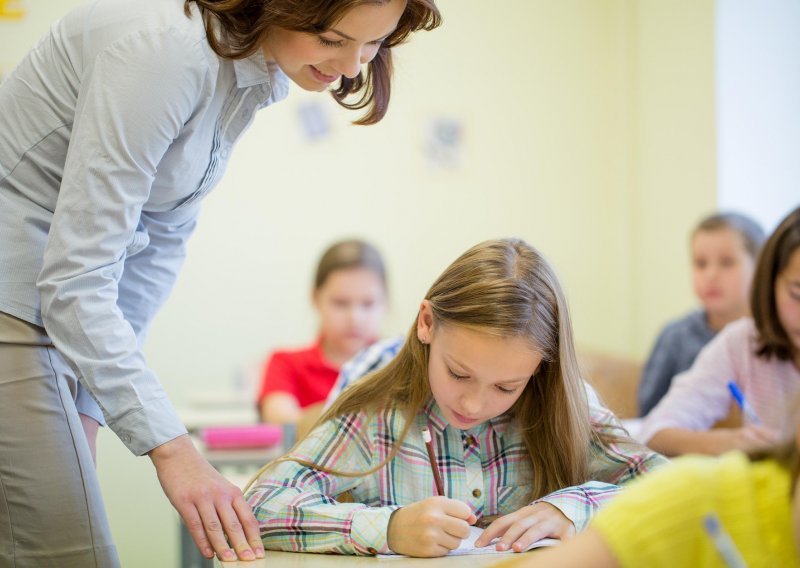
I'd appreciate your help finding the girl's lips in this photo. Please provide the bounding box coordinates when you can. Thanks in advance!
[451,409,479,425]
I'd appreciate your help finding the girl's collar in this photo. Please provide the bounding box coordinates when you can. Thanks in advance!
[420,399,511,438]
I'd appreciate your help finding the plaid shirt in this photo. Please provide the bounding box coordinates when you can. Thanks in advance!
[247,343,667,555]
[323,336,404,409]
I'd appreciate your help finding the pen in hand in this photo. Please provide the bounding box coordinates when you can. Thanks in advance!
[422,427,444,496]
[727,381,762,426]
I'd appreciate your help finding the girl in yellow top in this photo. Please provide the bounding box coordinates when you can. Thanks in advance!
[501,413,800,567]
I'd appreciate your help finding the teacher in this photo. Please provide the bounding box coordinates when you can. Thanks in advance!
[0,0,440,565]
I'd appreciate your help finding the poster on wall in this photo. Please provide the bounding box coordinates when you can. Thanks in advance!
[423,116,463,170]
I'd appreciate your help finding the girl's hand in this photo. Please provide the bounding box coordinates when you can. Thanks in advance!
[387,496,477,557]
[709,425,781,454]
[473,502,575,552]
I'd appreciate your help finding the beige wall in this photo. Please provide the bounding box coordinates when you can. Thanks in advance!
[2,1,716,565]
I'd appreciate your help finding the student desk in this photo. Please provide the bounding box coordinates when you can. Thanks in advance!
[214,551,529,567]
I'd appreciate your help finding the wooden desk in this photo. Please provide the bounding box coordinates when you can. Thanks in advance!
[214,550,533,567]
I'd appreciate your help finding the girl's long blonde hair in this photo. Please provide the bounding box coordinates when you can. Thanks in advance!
[252,238,609,500]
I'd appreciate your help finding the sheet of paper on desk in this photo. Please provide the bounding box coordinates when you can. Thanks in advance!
[377,526,558,558]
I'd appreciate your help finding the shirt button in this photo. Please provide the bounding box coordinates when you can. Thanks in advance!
[467,436,477,446]
[472,488,482,498]
[367,547,377,555]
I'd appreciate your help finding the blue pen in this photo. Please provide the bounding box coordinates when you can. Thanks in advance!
[703,514,748,568]
[727,381,762,426]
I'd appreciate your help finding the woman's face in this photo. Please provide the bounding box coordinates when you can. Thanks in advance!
[775,247,800,364]
[261,0,407,92]
[417,301,542,430]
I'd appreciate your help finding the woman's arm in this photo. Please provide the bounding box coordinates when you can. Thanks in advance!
[37,28,206,456]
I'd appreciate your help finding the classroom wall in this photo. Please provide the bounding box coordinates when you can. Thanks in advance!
[2,1,716,565]
[716,0,800,231]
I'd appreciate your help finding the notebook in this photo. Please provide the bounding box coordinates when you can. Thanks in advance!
[378,526,558,558]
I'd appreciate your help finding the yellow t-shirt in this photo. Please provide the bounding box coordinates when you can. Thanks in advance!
[592,451,797,568]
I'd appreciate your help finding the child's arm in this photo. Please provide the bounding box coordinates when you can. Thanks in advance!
[476,389,668,549]
[258,353,302,423]
[648,424,780,456]
[246,412,397,555]
[530,389,669,533]
[636,326,740,451]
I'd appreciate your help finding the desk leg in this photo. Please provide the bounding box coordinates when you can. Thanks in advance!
[180,522,214,568]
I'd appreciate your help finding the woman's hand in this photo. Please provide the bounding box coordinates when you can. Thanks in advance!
[387,496,477,557]
[473,502,575,552]
[149,435,264,562]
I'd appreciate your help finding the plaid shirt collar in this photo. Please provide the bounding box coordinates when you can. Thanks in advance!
[420,399,512,439]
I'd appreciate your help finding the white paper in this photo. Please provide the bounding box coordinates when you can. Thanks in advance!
[378,526,558,558]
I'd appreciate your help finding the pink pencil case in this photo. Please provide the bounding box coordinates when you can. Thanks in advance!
[201,424,283,450]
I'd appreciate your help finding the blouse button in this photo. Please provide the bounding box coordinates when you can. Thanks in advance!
[472,488,482,498]
[466,435,477,446]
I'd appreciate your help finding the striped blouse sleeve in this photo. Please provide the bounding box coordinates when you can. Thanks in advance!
[245,411,399,555]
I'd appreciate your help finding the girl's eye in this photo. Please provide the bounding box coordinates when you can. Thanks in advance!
[447,368,468,381]
[496,386,516,395]
[318,36,344,48]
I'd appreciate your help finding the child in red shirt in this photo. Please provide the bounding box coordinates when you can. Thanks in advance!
[258,240,387,424]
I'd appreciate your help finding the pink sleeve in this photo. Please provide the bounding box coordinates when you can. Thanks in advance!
[638,322,744,442]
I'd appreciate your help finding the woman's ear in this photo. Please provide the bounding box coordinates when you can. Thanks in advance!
[417,300,433,344]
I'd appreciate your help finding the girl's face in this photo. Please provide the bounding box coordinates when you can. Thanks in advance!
[314,267,386,358]
[260,0,407,92]
[418,301,542,430]
[691,228,755,318]
[775,247,800,358]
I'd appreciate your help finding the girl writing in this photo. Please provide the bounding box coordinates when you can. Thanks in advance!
[245,238,666,556]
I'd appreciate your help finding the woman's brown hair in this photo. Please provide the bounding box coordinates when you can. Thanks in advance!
[751,206,800,361]
[184,0,441,125]
[250,238,625,501]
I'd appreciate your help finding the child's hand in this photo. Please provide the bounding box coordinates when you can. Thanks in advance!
[710,425,781,454]
[473,502,575,552]
[387,496,477,557]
